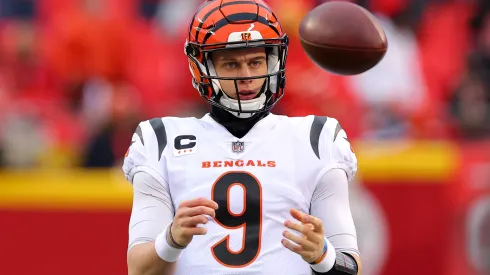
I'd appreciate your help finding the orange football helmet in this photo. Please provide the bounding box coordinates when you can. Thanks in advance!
[185,0,289,116]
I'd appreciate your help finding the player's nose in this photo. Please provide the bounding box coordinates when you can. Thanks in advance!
[237,65,253,83]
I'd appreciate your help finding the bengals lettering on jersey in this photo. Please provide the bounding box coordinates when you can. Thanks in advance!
[202,160,276,168]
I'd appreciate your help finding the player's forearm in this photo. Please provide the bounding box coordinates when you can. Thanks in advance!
[127,242,176,275]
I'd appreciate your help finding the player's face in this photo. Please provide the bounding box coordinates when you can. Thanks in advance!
[211,48,267,101]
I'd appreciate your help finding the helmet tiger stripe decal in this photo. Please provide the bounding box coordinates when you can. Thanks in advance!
[202,13,280,44]
[191,1,278,42]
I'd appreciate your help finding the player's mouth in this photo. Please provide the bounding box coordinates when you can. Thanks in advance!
[237,90,258,100]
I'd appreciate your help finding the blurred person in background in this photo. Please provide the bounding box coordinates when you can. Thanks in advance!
[82,76,143,167]
[468,0,490,83]
[0,2,54,168]
[448,0,490,139]
[41,0,144,167]
[44,0,129,112]
[449,74,490,140]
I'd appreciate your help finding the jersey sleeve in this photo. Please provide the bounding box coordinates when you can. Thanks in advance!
[128,171,174,252]
[317,117,358,181]
[311,169,359,255]
[122,119,168,184]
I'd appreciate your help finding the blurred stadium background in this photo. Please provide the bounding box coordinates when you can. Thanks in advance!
[0,0,489,274]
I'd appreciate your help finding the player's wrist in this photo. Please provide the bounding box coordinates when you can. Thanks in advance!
[154,223,185,262]
[309,237,336,273]
[167,222,187,249]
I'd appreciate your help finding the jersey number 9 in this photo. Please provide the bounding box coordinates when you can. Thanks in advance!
[211,171,262,268]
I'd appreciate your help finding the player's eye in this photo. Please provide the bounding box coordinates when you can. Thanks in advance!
[250,60,263,67]
[223,62,238,69]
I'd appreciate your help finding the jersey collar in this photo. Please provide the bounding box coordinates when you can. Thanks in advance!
[200,112,277,139]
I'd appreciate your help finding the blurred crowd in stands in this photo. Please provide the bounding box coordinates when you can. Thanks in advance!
[0,0,488,168]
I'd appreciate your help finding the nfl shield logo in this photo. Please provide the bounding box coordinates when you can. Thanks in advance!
[232,141,244,153]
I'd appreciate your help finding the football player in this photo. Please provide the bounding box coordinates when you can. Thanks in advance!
[123,0,362,274]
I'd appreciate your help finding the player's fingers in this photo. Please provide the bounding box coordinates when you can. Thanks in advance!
[281,239,306,255]
[179,215,209,227]
[284,220,309,236]
[182,226,207,236]
[290,209,324,234]
[282,230,317,251]
[284,221,321,243]
[305,224,323,242]
[304,215,323,233]
[290,208,307,223]
[181,206,216,218]
[179,197,219,210]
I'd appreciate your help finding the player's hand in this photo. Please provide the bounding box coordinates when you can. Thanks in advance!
[281,208,325,263]
[170,197,218,247]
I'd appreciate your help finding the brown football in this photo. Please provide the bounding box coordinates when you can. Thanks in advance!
[298,1,388,75]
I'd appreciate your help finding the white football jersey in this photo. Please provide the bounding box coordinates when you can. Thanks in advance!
[123,113,357,275]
